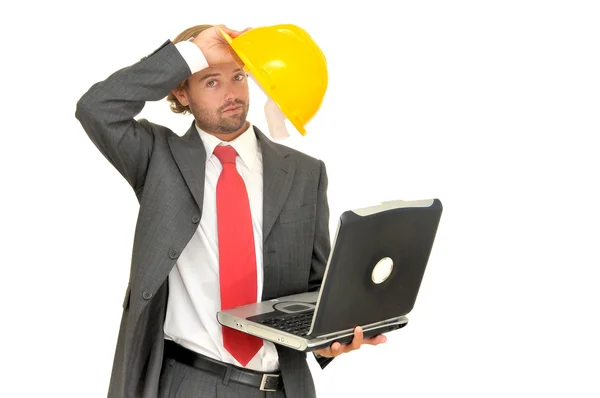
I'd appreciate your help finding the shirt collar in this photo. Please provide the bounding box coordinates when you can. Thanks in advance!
[195,123,258,171]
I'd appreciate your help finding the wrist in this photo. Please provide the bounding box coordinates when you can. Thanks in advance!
[174,40,209,74]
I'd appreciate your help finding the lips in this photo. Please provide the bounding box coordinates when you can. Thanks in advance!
[221,105,241,113]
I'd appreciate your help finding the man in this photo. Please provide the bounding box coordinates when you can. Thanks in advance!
[76,24,386,398]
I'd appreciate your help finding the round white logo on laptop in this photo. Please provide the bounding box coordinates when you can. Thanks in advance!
[372,257,394,284]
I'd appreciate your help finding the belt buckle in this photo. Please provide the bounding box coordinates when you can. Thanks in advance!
[260,373,279,391]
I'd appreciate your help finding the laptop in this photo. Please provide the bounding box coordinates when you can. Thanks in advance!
[216,198,443,352]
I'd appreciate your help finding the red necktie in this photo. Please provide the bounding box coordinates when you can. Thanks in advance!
[213,145,263,366]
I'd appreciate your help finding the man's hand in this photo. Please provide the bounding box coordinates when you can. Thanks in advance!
[192,24,250,66]
[314,326,387,358]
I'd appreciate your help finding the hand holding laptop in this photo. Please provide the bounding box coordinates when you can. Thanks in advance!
[313,326,387,358]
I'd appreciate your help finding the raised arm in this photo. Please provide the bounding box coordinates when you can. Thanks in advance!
[75,25,247,191]
[75,41,194,191]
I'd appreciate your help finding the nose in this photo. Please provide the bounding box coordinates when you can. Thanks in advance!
[223,81,237,102]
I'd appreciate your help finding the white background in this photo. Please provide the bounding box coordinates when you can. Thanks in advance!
[2,0,599,397]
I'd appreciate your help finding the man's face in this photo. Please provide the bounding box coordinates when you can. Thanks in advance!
[177,63,250,136]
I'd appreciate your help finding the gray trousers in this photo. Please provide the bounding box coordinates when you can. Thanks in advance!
[159,357,287,398]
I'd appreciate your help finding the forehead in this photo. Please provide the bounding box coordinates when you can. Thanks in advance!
[197,63,243,79]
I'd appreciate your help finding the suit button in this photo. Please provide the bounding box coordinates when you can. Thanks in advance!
[169,249,179,259]
[191,215,200,224]
[142,290,153,300]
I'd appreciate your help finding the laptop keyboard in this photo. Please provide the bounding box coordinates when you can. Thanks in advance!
[258,311,314,336]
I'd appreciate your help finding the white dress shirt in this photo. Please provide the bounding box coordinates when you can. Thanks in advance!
[163,41,279,372]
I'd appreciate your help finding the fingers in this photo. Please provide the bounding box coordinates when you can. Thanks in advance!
[315,341,345,358]
[330,342,344,356]
[216,24,251,38]
[363,334,387,346]
[350,326,364,350]
[314,327,387,358]
[192,25,251,66]
[315,343,339,358]
[332,327,364,355]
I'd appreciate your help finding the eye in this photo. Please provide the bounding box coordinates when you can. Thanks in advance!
[206,80,218,88]
[234,73,245,81]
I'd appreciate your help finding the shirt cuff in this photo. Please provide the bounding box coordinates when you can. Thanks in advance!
[175,41,209,74]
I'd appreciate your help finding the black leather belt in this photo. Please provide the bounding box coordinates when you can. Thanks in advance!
[163,340,283,391]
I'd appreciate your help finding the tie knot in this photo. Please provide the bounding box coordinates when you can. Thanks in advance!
[213,145,238,165]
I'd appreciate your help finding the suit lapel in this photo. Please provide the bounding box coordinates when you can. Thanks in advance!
[256,126,295,242]
[168,124,295,235]
[168,123,206,211]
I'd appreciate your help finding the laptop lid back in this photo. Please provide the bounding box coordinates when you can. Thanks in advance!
[308,199,442,336]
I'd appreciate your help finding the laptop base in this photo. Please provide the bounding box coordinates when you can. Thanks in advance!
[216,292,409,352]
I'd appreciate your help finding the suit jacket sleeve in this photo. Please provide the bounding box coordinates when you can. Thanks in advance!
[74,40,191,192]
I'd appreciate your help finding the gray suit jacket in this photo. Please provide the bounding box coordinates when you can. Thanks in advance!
[75,40,334,398]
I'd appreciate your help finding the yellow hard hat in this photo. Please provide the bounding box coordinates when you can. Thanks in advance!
[220,24,328,136]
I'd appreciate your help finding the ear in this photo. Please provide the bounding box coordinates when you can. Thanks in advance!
[171,84,190,107]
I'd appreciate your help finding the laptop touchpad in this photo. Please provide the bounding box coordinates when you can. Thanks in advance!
[274,302,314,313]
